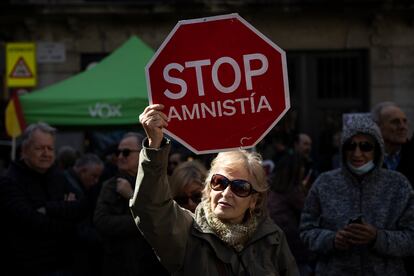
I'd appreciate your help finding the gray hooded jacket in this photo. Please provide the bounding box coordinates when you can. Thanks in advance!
[300,115,414,275]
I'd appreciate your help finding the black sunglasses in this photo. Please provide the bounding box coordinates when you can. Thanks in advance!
[344,141,375,152]
[210,174,256,198]
[116,148,141,157]
[174,192,202,206]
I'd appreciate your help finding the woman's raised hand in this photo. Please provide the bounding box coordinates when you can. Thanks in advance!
[139,104,169,149]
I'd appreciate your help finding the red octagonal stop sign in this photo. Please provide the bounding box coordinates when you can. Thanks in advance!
[146,13,290,154]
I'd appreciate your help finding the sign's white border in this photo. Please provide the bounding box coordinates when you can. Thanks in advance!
[145,13,290,155]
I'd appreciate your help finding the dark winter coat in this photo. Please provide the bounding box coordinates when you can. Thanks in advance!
[130,139,299,276]
[268,188,311,264]
[0,160,83,274]
[94,173,168,276]
[394,137,414,188]
[64,168,104,275]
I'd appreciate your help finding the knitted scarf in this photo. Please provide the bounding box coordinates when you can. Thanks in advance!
[195,200,258,252]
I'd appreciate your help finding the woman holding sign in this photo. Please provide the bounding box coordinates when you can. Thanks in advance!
[130,104,298,275]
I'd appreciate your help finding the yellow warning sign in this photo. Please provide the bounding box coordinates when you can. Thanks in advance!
[6,42,37,87]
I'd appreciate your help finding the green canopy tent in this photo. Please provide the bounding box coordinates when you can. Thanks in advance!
[18,36,153,126]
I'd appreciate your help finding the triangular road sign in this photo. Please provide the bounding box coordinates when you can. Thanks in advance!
[9,56,33,79]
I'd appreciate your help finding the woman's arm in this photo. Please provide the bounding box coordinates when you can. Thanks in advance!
[130,104,194,273]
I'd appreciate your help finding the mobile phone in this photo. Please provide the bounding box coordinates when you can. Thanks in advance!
[348,216,362,224]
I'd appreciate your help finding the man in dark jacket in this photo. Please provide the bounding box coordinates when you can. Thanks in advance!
[372,102,414,275]
[64,153,104,275]
[94,132,169,276]
[0,122,84,275]
[293,133,318,192]
[372,101,414,185]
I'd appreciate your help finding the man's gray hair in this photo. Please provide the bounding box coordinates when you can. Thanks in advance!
[371,101,399,124]
[74,153,103,169]
[21,122,56,147]
[122,132,145,146]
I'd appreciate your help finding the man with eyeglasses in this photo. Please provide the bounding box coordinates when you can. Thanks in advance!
[94,132,168,276]
[300,115,414,276]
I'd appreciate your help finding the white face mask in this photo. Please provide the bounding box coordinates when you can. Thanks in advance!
[347,160,375,175]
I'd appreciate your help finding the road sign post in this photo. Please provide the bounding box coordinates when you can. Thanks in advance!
[146,13,290,154]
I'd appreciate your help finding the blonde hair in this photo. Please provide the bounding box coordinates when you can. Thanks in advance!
[170,160,207,197]
[203,150,269,217]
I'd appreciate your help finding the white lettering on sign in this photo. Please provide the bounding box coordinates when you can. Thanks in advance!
[163,53,268,99]
[185,59,211,96]
[244,53,268,90]
[212,57,241,93]
[163,63,187,99]
[167,94,272,121]
[89,103,122,118]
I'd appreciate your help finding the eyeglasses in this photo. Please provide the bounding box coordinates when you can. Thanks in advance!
[174,192,202,205]
[344,141,374,152]
[116,148,141,157]
[210,174,256,198]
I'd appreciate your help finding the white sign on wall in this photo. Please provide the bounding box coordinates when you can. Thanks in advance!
[37,42,66,63]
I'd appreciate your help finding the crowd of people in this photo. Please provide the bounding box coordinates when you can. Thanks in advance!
[0,100,413,275]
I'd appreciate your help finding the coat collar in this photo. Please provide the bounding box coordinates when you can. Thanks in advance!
[191,213,281,263]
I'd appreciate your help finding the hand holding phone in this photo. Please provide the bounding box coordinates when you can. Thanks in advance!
[343,218,377,246]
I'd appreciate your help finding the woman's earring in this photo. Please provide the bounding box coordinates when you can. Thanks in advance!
[249,207,254,218]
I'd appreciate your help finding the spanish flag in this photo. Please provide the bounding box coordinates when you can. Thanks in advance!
[5,94,26,138]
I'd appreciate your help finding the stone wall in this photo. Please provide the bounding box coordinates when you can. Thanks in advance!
[1,4,414,134]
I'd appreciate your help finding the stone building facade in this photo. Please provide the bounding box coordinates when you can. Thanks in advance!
[1,0,413,165]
